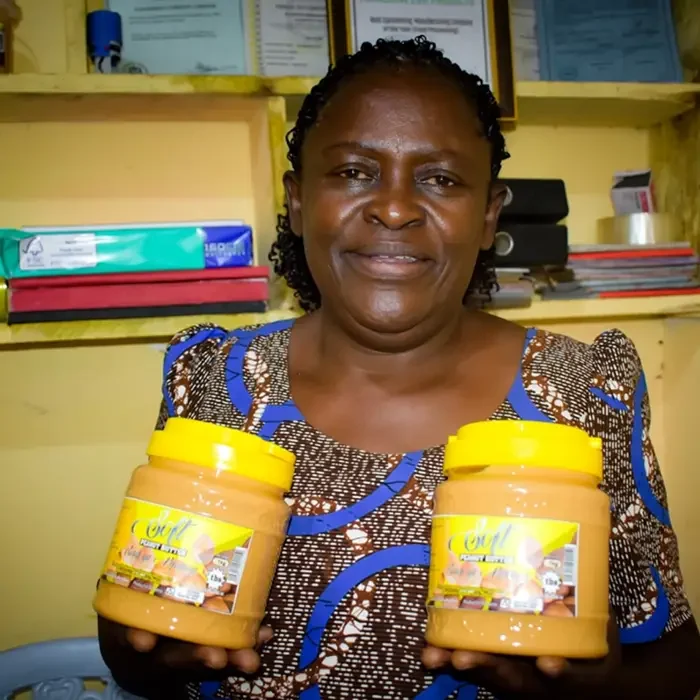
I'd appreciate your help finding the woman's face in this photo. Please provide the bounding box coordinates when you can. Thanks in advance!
[285,66,504,338]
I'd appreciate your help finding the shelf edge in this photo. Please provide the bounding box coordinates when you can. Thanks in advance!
[2,298,699,347]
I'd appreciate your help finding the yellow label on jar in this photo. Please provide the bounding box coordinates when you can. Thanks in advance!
[100,497,253,615]
[427,515,579,617]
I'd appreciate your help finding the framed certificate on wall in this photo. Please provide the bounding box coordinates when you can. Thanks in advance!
[326,0,516,121]
[255,0,331,77]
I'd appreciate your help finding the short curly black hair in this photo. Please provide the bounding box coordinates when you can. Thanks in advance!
[269,35,510,313]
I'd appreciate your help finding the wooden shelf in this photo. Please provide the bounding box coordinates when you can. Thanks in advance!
[0,308,298,346]
[0,73,263,95]
[263,77,318,95]
[271,77,700,127]
[1,74,698,126]
[0,73,266,121]
[517,81,700,127]
[2,296,699,347]
[496,295,700,323]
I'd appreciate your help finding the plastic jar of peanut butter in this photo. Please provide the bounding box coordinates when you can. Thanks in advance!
[426,420,609,659]
[93,417,296,648]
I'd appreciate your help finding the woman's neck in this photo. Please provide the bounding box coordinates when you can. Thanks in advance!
[295,306,486,390]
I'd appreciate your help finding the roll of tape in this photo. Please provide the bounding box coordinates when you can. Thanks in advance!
[597,213,682,246]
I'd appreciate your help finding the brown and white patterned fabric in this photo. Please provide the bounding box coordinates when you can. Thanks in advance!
[154,320,691,700]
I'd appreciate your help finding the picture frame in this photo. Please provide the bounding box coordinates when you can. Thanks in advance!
[325,0,516,122]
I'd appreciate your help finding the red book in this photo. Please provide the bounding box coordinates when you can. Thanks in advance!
[10,270,269,313]
[599,288,700,299]
[569,248,695,261]
[10,266,269,288]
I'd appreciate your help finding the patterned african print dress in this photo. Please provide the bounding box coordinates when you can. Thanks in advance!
[155,319,691,700]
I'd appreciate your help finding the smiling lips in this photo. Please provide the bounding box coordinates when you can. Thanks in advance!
[345,250,433,279]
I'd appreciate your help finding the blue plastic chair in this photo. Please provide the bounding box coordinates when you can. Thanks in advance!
[0,637,144,699]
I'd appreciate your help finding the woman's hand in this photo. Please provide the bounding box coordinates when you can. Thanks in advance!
[422,612,621,698]
[98,616,272,696]
[126,625,273,673]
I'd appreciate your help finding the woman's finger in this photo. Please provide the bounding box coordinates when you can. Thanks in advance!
[126,628,158,653]
[193,646,231,670]
[536,655,570,677]
[153,640,228,670]
[450,650,494,671]
[451,651,546,695]
[257,626,274,646]
[421,645,452,669]
[125,625,269,673]
[228,648,262,674]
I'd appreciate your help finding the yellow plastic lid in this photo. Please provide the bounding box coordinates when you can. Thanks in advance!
[147,417,296,491]
[444,420,603,480]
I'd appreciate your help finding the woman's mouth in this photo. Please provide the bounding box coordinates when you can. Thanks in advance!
[344,252,433,279]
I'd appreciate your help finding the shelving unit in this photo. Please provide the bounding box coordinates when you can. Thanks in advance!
[272,77,700,128]
[0,74,266,121]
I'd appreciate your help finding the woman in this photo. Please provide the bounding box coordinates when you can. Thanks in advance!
[99,37,700,699]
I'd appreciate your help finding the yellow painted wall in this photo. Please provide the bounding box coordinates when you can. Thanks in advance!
[13,0,73,74]
[661,318,700,616]
[0,122,255,228]
[0,343,162,647]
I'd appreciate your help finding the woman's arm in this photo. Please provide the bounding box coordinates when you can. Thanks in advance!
[581,619,699,700]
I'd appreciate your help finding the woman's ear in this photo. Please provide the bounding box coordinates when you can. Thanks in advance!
[283,171,302,237]
[480,182,508,251]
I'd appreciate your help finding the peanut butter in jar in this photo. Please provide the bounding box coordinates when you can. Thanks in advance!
[94,417,296,648]
[426,420,610,659]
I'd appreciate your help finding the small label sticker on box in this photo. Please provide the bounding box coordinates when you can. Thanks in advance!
[19,233,98,271]
[203,226,253,268]
[611,170,655,216]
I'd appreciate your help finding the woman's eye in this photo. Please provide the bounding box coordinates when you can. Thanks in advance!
[338,168,371,180]
[424,175,456,187]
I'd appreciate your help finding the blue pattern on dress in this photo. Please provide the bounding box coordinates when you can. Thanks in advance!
[589,387,629,411]
[288,450,424,536]
[619,567,670,644]
[503,328,553,423]
[163,326,228,418]
[630,371,671,527]
[298,545,430,668]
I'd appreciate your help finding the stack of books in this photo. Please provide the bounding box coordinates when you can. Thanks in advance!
[0,220,269,324]
[539,243,700,300]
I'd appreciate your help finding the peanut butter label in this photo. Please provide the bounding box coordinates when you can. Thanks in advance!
[100,497,253,615]
[427,515,579,617]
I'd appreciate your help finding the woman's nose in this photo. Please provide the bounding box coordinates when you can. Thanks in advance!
[363,179,424,230]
